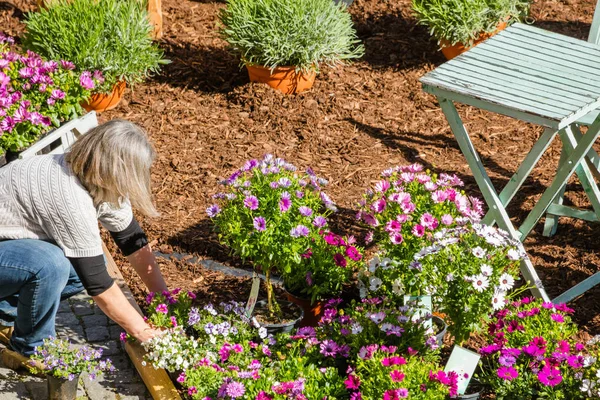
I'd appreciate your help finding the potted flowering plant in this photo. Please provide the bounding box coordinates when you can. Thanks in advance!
[361,224,524,344]
[477,298,600,399]
[29,337,114,400]
[219,0,364,94]
[356,164,482,263]
[0,33,100,157]
[280,232,363,326]
[22,0,167,112]
[348,347,458,399]
[207,154,336,326]
[412,0,531,59]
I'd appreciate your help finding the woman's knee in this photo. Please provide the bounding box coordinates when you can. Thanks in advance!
[1,240,71,283]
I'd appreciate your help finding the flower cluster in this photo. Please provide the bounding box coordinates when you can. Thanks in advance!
[350,347,458,400]
[145,288,197,329]
[356,164,482,260]
[478,298,600,399]
[207,155,336,314]
[29,337,114,380]
[281,232,363,303]
[0,33,101,152]
[310,298,440,362]
[361,223,524,343]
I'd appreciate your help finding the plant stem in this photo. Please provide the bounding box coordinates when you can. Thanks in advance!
[265,268,282,319]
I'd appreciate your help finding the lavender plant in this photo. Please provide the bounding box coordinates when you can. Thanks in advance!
[207,154,336,317]
[0,33,101,152]
[29,337,114,381]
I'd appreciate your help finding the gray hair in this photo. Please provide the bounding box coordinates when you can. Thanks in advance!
[66,119,158,217]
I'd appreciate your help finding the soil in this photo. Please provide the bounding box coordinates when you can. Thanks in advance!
[4,0,600,334]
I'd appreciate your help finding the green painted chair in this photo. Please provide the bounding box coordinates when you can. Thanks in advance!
[419,1,600,303]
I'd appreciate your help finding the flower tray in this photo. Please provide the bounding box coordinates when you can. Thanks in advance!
[13,111,98,161]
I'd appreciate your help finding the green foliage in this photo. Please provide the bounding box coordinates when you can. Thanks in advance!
[22,0,168,93]
[412,0,531,46]
[219,0,364,72]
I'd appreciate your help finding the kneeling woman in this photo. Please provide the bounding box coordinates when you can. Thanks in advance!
[0,120,166,368]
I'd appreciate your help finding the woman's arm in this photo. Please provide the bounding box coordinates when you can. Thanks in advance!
[92,283,158,342]
[126,243,168,294]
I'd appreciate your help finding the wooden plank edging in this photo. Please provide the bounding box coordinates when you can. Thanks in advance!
[102,242,181,400]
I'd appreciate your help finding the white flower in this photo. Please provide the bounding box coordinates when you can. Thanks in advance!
[507,248,520,261]
[472,274,489,292]
[259,327,268,339]
[480,264,493,277]
[581,379,595,396]
[397,315,409,323]
[584,356,597,367]
[369,277,383,291]
[381,323,393,333]
[380,258,393,269]
[368,256,380,273]
[445,273,454,282]
[499,273,515,291]
[351,323,363,334]
[251,317,260,328]
[409,261,422,271]
[491,289,506,310]
[392,279,405,295]
[472,247,486,258]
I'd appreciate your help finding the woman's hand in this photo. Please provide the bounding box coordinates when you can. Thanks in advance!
[131,326,163,344]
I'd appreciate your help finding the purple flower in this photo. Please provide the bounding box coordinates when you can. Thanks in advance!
[47,98,56,106]
[346,246,362,261]
[299,206,313,217]
[290,225,309,238]
[226,381,246,398]
[279,192,291,213]
[93,70,105,84]
[50,89,65,100]
[389,233,404,244]
[312,216,327,228]
[568,355,584,369]
[177,372,186,383]
[278,177,292,187]
[156,304,168,314]
[79,71,95,90]
[60,60,76,70]
[206,204,221,217]
[305,272,313,286]
[0,116,15,132]
[253,216,266,232]
[371,198,387,213]
[497,367,518,381]
[333,253,347,267]
[499,355,516,367]
[244,195,259,210]
[18,67,35,78]
[412,224,425,237]
[320,340,339,357]
[551,313,565,323]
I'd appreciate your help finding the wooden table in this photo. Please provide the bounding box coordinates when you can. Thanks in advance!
[420,23,600,304]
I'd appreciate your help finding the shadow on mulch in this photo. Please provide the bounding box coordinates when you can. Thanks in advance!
[533,19,591,39]
[154,40,246,93]
[0,1,24,19]
[350,4,443,69]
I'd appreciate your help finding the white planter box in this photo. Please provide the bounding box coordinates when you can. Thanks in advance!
[18,111,98,160]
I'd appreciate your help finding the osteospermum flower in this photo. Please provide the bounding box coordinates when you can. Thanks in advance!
[253,216,266,232]
[155,304,168,314]
[497,366,518,381]
[472,274,489,292]
[480,264,493,277]
[206,204,221,218]
[299,206,313,217]
[290,225,309,238]
[491,290,506,310]
[538,366,562,387]
[498,273,515,291]
[313,216,327,228]
[244,195,259,210]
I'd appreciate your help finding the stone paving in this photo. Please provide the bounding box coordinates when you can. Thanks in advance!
[0,292,153,400]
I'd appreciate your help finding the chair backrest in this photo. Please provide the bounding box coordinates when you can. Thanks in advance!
[589,0,600,44]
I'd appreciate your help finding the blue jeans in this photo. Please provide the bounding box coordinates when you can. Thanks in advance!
[0,239,84,355]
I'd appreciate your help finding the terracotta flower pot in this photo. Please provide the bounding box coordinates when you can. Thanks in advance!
[81,81,126,113]
[246,65,316,94]
[440,20,508,60]
[284,290,326,327]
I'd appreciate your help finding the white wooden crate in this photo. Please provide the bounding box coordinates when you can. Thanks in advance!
[18,111,98,160]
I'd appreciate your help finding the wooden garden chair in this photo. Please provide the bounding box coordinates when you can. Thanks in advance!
[419,0,600,304]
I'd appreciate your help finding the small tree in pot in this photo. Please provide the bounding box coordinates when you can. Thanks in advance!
[219,0,364,94]
[412,0,531,59]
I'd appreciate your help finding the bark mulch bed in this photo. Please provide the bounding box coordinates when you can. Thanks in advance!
[4,0,600,333]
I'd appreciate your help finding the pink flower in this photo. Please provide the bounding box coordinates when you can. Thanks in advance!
[385,220,402,232]
[372,198,387,213]
[60,60,75,70]
[551,313,565,323]
[324,232,341,246]
[420,213,439,230]
[346,246,362,261]
[441,214,454,225]
[51,89,65,100]
[177,372,186,383]
[79,71,95,90]
[187,387,198,395]
[390,370,405,382]
[365,231,374,244]
[389,233,403,245]
[537,366,562,387]
[412,224,425,237]
[431,190,448,203]
[375,180,390,192]
[93,70,105,84]
[155,303,168,314]
[497,366,518,381]
[119,332,127,342]
[170,316,178,327]
[344,374,361,389]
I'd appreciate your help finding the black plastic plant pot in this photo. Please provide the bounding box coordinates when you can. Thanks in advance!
[47,374,80,400]
[254,300,304,335]
[455,379,484,399]
[432,316,447,347]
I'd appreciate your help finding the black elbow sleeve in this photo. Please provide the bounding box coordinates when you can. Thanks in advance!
[69,255,114,296]
[109,217,149,256]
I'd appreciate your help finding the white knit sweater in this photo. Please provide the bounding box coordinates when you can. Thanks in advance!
[0,154,132,257]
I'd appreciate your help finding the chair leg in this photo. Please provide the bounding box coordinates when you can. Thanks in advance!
[543,143,568,237]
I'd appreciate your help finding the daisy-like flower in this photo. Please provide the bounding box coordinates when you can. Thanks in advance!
[392,279,405,295]
[507,248,520,260]
[206,204,221,218]
[581,379,595,396]
[244,195,259,210]
[480,264,493,277]
[492,289,506,310]
[369,312,386,324]
[472,247,486,258]
[369,277,383,291]
[499,273,515,291]
[472,274,489,292]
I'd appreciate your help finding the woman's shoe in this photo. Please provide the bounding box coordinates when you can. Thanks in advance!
[1,348,45,375]
[0,325,13,345]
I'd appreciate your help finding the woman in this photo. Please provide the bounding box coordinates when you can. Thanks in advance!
[0,119,166,369]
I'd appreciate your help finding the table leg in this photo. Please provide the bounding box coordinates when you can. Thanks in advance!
[438,98,549,301]
[519,117,600,239]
